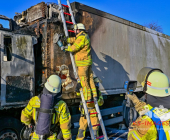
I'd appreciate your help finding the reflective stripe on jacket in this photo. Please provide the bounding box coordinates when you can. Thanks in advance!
[21,96,71,140]
[67,31,92,66]
[128,104,170,140]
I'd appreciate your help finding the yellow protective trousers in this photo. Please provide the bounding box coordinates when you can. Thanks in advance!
[76,114,99,140]
[78,65,97,101]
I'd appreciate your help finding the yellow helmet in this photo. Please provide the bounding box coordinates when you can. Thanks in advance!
[137,67,170,97]
[73,23,86,30]
[45,75,62,93]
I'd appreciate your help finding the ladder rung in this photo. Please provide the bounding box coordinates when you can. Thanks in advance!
[68,30,74,33]
[62,4,69,8]
[90,112,98,115]
[66,21,73,24]
[96,135,104,139]
[64,12,71,16]
[86,101,94,103]
[93,124,100,127]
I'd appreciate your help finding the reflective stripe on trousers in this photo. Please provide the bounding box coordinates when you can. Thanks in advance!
[128,131,141,140]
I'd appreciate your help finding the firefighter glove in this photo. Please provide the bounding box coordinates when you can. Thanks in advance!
[127,94,140,105]
[67,37,71,43]
[65,45,71,52]
[75,82,82,93]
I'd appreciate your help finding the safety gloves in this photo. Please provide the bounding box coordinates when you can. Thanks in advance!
[67,37,71,44]
[75,82,82,96]
[97,96,104,106]
[127,94,140,105]
[127,94,146,113]
[65,45,71,52]
[63,37,71,51]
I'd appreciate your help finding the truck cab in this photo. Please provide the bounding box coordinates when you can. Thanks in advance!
[0,15,36,139]
[0,15,36,108]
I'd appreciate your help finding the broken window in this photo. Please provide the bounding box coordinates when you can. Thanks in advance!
[0,19,10,29]
[4,36,12,61]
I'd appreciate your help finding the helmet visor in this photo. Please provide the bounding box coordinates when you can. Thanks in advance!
[137,67,163,86]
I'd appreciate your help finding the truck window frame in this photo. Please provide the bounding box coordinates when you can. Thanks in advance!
[3,35,13,62]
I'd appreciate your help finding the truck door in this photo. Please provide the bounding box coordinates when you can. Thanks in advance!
[0,31,35,107]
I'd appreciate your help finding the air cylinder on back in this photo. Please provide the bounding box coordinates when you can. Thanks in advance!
[36,87,54,136]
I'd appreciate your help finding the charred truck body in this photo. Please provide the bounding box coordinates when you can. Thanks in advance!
[0,2,170,139]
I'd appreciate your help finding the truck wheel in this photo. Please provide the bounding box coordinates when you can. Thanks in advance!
[0,129,18,140]
[0,117,23,140]
[124,107,138,127]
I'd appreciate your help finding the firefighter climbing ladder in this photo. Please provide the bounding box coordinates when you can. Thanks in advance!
[57,0,108,139]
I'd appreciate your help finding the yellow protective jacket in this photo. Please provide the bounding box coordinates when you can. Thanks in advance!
[21,96,71,140]
[66,31,92,67]
[80,91,104,117]
[128,104,170,140]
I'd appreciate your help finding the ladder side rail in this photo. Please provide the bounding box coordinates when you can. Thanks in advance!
[58,0,69,37]
[80,89,96,140]
[57,0,78,79]
[66,0,79,78]
[94,100,108,140]
[69,53,79,79]
[66,0,76,24]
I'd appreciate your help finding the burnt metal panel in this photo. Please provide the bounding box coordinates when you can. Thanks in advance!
[42,21,77,94]
[0,31,35,107]
[27,2,46,23]
[6,76,31,102]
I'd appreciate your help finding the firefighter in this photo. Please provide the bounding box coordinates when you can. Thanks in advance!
[65,23,97,101]
[21,75,72,140]
[127,67,170,140]
[76,77,104,140]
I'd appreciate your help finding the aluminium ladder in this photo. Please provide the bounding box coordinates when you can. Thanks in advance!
[57,0,108,139]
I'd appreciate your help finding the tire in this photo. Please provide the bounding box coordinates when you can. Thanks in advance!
[122,100,138,127]
[0,117,23,140]
[124,107,138,127]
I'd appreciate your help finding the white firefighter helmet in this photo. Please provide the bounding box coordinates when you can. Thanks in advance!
[45,75,62,93]
[73,23,86,30]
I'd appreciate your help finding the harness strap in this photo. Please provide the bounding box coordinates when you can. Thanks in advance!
[36,108,55,114]
[76,32,85,39]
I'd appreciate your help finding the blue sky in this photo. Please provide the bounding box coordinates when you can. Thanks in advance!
[0,0,169,35]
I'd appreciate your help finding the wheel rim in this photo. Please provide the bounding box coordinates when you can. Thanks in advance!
[0,130,18,140]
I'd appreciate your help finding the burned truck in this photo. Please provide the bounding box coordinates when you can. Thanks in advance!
[0,1,170,139]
